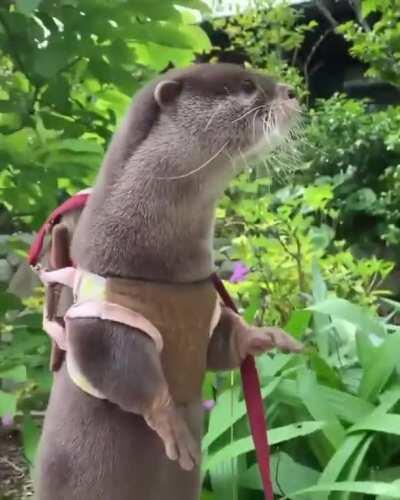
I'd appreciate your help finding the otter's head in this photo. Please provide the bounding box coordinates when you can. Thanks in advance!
[150,64,299,176]
[102,63,300,191]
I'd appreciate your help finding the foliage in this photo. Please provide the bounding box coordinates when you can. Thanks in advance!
[303,95,400,254]
[202,265,400,500]
[215,174,393,326]
[0,0,210,227]
[338,0,400,88]
[213,0,313,98]
[215,0,400,262]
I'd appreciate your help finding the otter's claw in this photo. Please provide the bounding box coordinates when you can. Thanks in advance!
[240,326,303,358]
[145,405,200,471]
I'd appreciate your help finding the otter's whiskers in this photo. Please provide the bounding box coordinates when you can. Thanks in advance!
[153,140,230,181]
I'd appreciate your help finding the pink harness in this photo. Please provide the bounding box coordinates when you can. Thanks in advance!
[38,267,165,352]
[28,192,275,500]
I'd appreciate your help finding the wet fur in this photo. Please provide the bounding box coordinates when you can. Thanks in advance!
[35,63,301,500]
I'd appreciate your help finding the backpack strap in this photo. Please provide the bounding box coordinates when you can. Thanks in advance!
[28,191,91,266]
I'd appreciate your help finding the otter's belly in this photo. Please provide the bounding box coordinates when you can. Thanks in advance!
[34,365,202,500]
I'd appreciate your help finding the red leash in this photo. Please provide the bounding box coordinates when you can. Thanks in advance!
[212,275,274,500]
[29,193,274,500]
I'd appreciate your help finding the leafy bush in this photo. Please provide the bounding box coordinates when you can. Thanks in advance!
[216,173,393,325]
[202,265,400,500]
[304,95,400,256]
[339,0,400,88]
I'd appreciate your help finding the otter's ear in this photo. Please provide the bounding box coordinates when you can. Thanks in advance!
[154,80,181,108]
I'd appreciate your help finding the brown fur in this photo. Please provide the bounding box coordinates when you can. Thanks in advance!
[35,63,301,500]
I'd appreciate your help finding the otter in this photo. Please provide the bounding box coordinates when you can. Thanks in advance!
[34,63,301,500]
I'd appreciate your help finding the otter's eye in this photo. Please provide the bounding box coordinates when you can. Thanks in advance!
[241,79,256,95]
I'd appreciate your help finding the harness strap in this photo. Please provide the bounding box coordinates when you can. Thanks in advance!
[65,300,163,352]
[212,274,274,500]
[38,268,164,353]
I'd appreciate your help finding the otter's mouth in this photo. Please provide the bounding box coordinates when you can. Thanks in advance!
[242,96,301,159]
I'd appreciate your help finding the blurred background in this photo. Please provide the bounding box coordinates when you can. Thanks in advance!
[1,1,400,499]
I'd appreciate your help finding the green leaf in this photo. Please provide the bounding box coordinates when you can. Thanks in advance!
[308,298,386,337]
[33,45,71,78]
[311,259,330,358]
[297,371,345,449]
[338,435,374,500]
[284,309,311,338]
[209,459,238,499]
[358,333,400,401]
[0,390,17,417]
[202,378,282,450]
[16,0,42,15]
[303,184,333,209]
[318,434,368,496]
[240,452,320,493]
[203,421,326,472]
[361,0,379,17]
[321,386,374,424]
[286,481,400,498]
[350,412,400,436]
[0,365,27,382]
[22,416,41,465]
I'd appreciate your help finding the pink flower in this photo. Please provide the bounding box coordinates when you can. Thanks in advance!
[229,262,250,283]
[1,414,14,428]
[202,400,215,411]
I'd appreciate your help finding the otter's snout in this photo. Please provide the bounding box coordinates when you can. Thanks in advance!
[276,84,296,101]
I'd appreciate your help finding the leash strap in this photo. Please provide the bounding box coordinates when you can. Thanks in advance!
[28,193,274,500]
[212,274,274,500]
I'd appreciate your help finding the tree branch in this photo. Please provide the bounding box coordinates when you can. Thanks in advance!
[304,27,334,87]
[315,0,338,29]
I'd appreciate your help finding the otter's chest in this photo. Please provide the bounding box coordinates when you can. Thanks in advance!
[106,277,220,403]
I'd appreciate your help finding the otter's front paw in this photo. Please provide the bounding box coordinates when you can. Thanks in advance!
[238,326,303,359]
[144,405,200,471]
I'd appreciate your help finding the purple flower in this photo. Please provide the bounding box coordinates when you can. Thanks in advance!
[229,262,250,283]
[202,400,215,411]
[1,414,14,428]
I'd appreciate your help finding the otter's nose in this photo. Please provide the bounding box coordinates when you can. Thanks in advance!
[276,84,296,100]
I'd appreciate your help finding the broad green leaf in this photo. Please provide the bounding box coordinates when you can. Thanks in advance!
[318,434,368,496]
[338,435,373,500]
[350,412,400,436]
[286,481,400,498]
[321,386,374,424]
[358,333,400,401]
[298,371,345,448]
[284,309,311,338]
[240,452,320,493]
[175,0,211,12]
[203,421,326,472]
[0,390,17,417]
[202,378,281,450]
[309,298,386,337]
[33,45,71,79]
[16,0,42,14]
[311,259,330,358]
[22,416,41,465]
[209,459,238,500]
[0,364,27,382]
[303,184,333,210]
[361,0,379,17]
